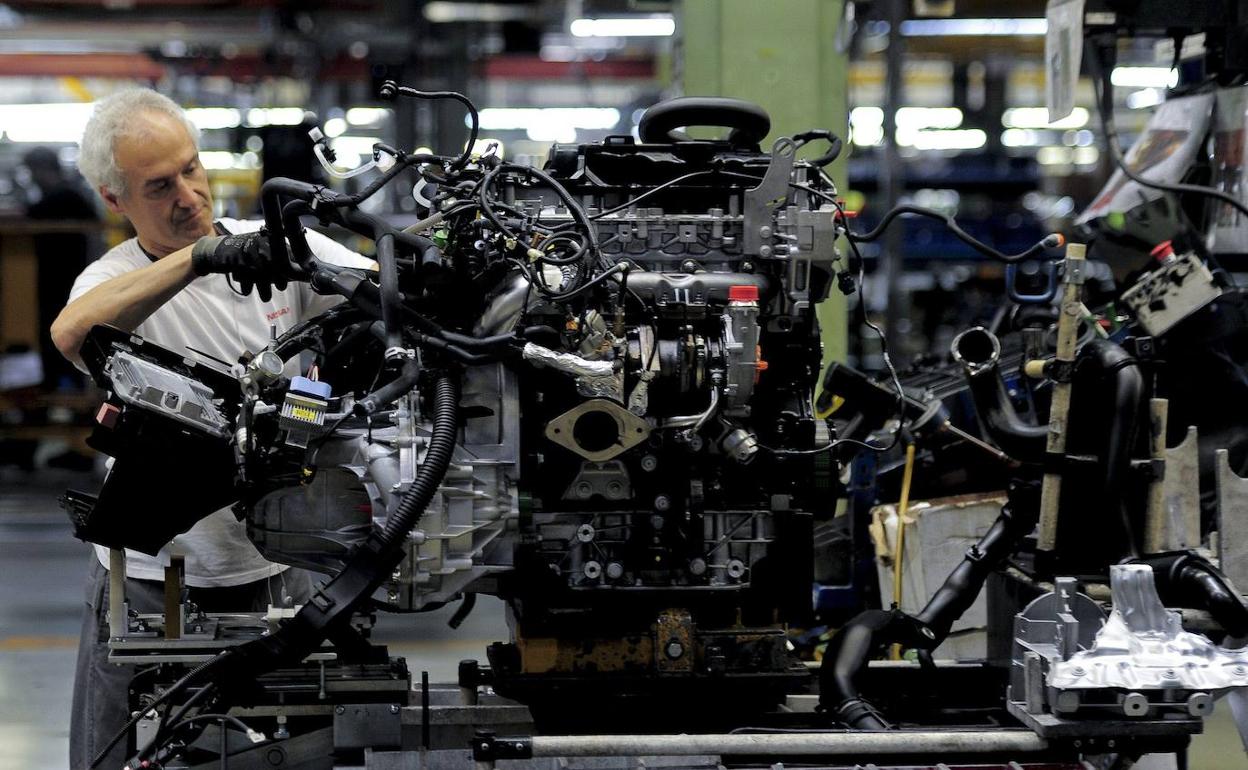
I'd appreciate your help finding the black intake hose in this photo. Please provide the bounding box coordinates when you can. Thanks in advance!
[375,231,403,353]
[914,483,1040,639]
[217,372,460,677]
[951,327,1047,461]
[382,374,459,541]
[355,357,420,416]
[820,609,913,729]
[818,481,1040,727]
[1132,551,1248,638]
[1079,339,1144,557]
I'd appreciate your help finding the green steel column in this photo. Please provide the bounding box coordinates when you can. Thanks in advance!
[680,0,851,369]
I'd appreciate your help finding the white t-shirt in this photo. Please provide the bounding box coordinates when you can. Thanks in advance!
[69,217,370,587]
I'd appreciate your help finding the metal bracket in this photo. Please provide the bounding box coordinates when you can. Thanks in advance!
[1006,261,1060,304]
[333,703,402,750]
[1131,457,1166,482]
[472,731,533,762]
[1062,257,1088,286]
[743,137,797,257]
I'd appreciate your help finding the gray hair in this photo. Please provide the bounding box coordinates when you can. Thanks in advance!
[78,89,200,196]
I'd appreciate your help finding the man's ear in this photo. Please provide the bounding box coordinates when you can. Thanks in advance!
[98,186,125,216]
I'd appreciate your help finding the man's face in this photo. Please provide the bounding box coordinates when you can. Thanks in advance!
[100,110,214,257]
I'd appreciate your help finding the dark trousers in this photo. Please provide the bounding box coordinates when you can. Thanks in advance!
[70,557,315,770]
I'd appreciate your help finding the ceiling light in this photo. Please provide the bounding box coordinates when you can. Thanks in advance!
[1002,107,1089,129]
[323,117,348,138]
[570,16,675,38]
[905,128,987,151]
[198,151,237,170]
[1126,88,1166,109]
[475,107,620,132]
[185,107,241,130]
[900,18,1046,36]
[0,103,93,143]
[246,108,307,127]
[1111,67,1178,89]
[424,2,533,23]
[345,107,390,126]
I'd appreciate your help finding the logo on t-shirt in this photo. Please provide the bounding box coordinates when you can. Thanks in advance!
[266,307,290,321]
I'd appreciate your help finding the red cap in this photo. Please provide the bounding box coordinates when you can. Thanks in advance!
[728,284,759,303]
[1150,240,1175,262]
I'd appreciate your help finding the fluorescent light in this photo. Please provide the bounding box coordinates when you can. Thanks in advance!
[323,117,347,138]
[1037,146,1073,165]
[851,106,962,130]
[900,18,1046,36]
[246,107,307,127]
[0,103,93,143]
[570,16,675,38]
[851,124,884,147]
[197,152,260,171]
[1002,107,1089,129]
[345,107,390,126]
[1001,128,1041,147]
[527,124,577,143]
[1039,146,1099,166]
[329,136,381,160]
[898,107,962,129]
[475,107,620,132]
[1111,67,1178,89]
[850,106,884,127]
[424,2,533,23]
[1126,88,1165,109]
[186,107,241,130]
[199,151,237,170]
[904,128,987,150]
[1074,146,1100,165]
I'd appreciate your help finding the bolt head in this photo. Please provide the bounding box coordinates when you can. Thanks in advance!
[665,640,685,659]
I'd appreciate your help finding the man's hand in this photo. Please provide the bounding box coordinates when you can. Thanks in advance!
[191,230,288,302]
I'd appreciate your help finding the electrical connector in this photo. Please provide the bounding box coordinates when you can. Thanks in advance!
[279,376,332,449]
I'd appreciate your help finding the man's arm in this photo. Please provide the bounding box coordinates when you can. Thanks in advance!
[50,245,196,367]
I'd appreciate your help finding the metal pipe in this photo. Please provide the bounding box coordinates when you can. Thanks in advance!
[951,326,1047,461]
[881,0,907,361]
[526,730,1048,757]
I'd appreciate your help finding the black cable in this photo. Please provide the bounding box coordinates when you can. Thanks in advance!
[826,201,906,454]
[89,650,235,768]
[380,81,479,171]
[763,207,906,457]
[847,204,1063,263]
[1087,39,1248,222]
[584,170,724,220]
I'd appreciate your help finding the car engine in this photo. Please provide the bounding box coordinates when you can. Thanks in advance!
[65,83,1248,770]
[74,93,845,714]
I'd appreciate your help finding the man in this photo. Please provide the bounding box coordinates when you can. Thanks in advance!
[52,88,367,770]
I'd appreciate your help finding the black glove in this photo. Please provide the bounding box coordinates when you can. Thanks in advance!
[191,230,288,302]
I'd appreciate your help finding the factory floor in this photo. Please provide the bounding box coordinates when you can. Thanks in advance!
[1,465,1245,769]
